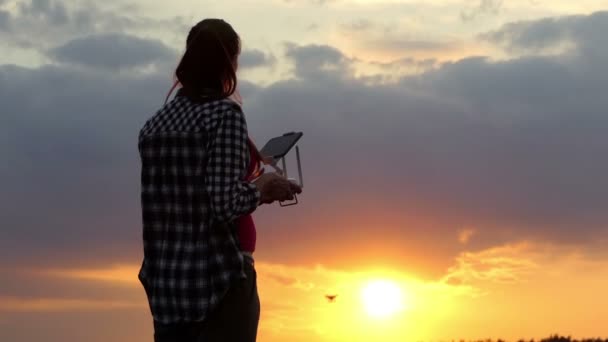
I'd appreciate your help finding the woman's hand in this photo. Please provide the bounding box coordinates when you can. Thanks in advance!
[253,172,302,204]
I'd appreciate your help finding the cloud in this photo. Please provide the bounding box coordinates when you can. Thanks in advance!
[1,10,608,279]
[240,49,276,69]
[482,10,608,58]
[442,242,539,286]
[0,0,188,57]
[0,63,168,268]
[36,265,141,286]
[461,0,504,22]
[284,43,353,79]
[0,296,144,312]
[48,33,177,70]
[366,56,438,73]
[0,10,10,30]
[434,241,608,340]
[458,229,476,244]
[18,0,69,26]
[250,13,608,257]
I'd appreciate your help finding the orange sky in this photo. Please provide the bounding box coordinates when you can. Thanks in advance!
[2,241,608,341]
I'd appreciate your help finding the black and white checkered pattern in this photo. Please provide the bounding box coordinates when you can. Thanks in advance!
[138,90,260,324]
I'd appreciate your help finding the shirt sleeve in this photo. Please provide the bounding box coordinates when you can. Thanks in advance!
[205,107,261,223]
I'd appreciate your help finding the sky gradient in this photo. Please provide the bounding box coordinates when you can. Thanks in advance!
[1,0,608,341]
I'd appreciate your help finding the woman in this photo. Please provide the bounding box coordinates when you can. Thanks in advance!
[138,18,301,342]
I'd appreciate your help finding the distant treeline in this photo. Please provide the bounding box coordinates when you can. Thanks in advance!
[449,336,608,342]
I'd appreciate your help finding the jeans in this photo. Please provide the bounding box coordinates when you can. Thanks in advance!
[153,259,260,342]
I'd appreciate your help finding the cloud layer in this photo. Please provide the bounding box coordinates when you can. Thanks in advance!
[48,33,176,70]
[240,48,276,69]
[483,10,608,58]
[1,10,607,280]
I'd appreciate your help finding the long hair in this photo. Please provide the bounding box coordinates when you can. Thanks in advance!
[164,19,267,173]
[168,19,241,103]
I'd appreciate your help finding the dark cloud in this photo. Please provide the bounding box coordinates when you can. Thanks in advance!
[284,43,352,80]
[0,310,151,342]
[248,12,608,268]
[18,0,69,26]
[1,11,608,279]
[0,0,188,55]
[0,268,141,302]
[239,49,276,69]
[482,10,608,58]
[48,33,177,70]
[0,63,169,269]
[0,10,9,30]
[236,79,262,99]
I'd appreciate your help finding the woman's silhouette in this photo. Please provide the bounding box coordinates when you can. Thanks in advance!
[137,18,301,342]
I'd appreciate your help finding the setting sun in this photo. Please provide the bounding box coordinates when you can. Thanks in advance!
[361,280,406,319]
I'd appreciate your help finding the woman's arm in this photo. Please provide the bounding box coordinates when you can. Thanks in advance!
[205,107,260,223]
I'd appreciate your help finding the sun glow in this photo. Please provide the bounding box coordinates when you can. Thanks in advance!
[360,279,406,319]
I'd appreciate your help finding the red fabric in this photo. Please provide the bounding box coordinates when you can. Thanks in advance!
[237,140,262,252]
[237,214,256,252]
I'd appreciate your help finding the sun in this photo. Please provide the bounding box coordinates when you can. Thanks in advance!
[360,279,405,319]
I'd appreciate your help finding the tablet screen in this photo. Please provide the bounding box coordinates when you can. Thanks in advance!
[260,132,303,159]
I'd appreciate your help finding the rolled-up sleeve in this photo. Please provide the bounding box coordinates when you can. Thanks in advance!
[205,108,260,223]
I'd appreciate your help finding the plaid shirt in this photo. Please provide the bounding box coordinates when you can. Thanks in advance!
[137,91,260,324]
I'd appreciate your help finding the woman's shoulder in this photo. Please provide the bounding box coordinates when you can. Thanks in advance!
[194,98,244,122]
[174,92,242,114]
[172,96,245,134]
[214,98,243,114]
